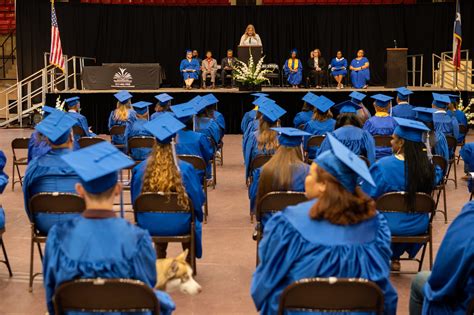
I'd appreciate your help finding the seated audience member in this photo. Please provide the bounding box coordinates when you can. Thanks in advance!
[151,93,173,120]
[251,134,397,315]
[201,50,218,89]
[329,50,348,89]
[447,94,468,143]
[392,87,416,120]
[28,106,54,163]
[460,143,474,184]
[192,50,202,65]
[363,94,397,160]
[23,110,81,235]
[44,141,175,315]
[283,49,303,88]
[125,101,153,161]
[0,150,8,241]
[307,48,326,88]
[409,200,474,315]
[350,49,370,89]
[64,96,95,149]
[180,50,200,90]
[362,117,443,272]
[293,92,317,128]
[108,90,136,149]
[432,93,460,158]
[319,100,376,165]
[131,113,205,261]
[350,91,371,124]
[239,24,262,46]
[241,93,269,134]
[193,96,222,145]
[221,49,236,88]
[202,93,225,140]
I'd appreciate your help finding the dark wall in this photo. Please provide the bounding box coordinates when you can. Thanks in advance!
[17,0,474,87]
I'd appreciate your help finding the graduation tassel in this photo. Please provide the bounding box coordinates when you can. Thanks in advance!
[424,132,433,161]
[171,138,181,174]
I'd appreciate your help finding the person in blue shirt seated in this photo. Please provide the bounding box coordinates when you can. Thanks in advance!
[64,96,95,149]
[363,94,397,160]
[131,113,205,260]
[241,93,269,134]
[350,49,370,89]
[293,92,316,128]
[23,110,82,235]
[108,90,136,150]
[409,200,474,315]
[447,94,468,143]
[43,141,175,315]
[283,49,303,88]
[125,101,153,161]
[303,95,336,160]
[319,100,376,165]
[28,106,54,163]
[180,50,200,90]
[362,117,443,272]
[242,96,274,159]
[151,93,173,121]
[249,128,310,217]
[392,87,416,120]
[431,93,460,152]
[350,91,371,124]
[0,150,10,276]
[251,134,398,315]
[201,93,225,141]
[329,50,348,89]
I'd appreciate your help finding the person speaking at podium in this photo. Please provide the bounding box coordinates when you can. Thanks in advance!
[239,24,262,46]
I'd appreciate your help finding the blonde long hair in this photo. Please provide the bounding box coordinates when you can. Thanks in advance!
[142,143,190,209]
[244,24,256,39]
[114,101,130,121]
[257,118,279,151]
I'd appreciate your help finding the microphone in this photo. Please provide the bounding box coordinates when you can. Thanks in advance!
[394,40,398,48]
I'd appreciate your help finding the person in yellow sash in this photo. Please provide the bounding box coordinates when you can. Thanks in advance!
[283,49,303,88]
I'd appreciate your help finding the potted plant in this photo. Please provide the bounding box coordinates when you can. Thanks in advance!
[233,52,271,91]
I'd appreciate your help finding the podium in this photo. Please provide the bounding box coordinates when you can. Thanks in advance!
[238,45,263,64]
[386,48,408,88]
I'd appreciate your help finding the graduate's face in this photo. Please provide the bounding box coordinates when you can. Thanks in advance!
[291,52,297,58]
[186,52,193,59]
[305,163,326,198]
[336,51,342,58]
[391,134,404,154]
[357,50,364,58]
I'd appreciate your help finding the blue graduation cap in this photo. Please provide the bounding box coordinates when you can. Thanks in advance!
[432,93,451,109]
[35,110,76,145]
[194,97,210,114]
[252,96,274,108]
[41,105,56,118]
[316,134,375,193]
[61,141,134,194]
[114,90,132,104]
[154,93,173,106]
[302,92,317,105]
[413,107,437,123]
[144,112,185,144]
[251,93,269,99]
[448,94,460,103]
[132,101,152,115]
[170,102,197,123]
[272,127,311,147]
[349,91,366,104]
[371,94,393,108]
[393,117,430,143]
[258,101,286,123]
[396,87,413,101]
[203,93,219,105]
[334,100,362,114]
[314,95,334,113]
[64,96,80,108]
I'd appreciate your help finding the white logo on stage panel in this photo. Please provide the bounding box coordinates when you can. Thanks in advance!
[112,67,135,88]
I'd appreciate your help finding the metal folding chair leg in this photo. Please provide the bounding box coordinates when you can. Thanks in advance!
[29,231,35,292]
[0,238,13,277]
[203,181,208,224]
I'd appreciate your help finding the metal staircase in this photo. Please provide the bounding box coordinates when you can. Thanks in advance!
[432,49,473,90]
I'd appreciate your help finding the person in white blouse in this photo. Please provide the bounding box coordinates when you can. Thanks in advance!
[239,24,262,46]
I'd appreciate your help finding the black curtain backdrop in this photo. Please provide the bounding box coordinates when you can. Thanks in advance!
[17,0,474,87]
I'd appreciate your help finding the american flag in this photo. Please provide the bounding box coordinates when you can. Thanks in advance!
[452,0,462,69]
[49,0,64,72]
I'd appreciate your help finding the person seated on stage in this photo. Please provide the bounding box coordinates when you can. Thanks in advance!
[251,134,397,315]
[319,100,376,165]
[409,200,474,315]
[392,87,416,120]
[241,93,269,134]
[307,48,326,89]
[362,117,443,272]
[23,110,82,235]
[180,50,201,90]
[202,93,225,140]
[171,102,214,182]
[221,49,236,88]
[293,92,316,128]
[249,128,310,216]
[329,50,348,89]
[350,49,370,89]
[28,106,54,163]
[131,113,205,262]
[447,94,467,143]
[192,49,202,66]
[363,94,397,160]
[350,91,372,124]
[239,24,262,46]
[108,90,136,149]
[64,96,95,149]
[283,49,303,88]
[151,93,173,120]
[44,142,175,315]
[432,93,460,157]
[201,50,218,89]
[125,101,153,161]
[303,95,336,161]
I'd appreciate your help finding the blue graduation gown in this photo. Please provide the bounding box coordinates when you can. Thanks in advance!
[432,131,449,163]
[244,130,277,179]
[460,144,474,193]
[433,112,460,141]
[195,117,221,144]
[242,119,259,154]
[23,148,82,235]
[150,111,167,121]
[330,58,347,76]
[350,57,370,88]
[251,199,398,315]
[66,111,94,149]
[283,58,303,85]
[318,125,376,165]
[180,58,200,80]
[108,109,136,146]
[448,109,468,143]
[293,110,313,128]
[28,130,52,163]
[392,103,416,120]
[125,119,153,161]
[43,214,175,315]
[0,153,8,230]
[362,155,443,259]
[175,129,214,182]
[131,159,205,258]
[213,111,226,135]
[422,201,474,315]
[303,119,336,160]
[241,109,257,133]
[363,115,397,160]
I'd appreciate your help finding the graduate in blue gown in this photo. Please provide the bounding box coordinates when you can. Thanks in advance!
[392,87,416,119]
[108,90,136,149]
[409,201,474,315]
[362,117,443,272]
[0,150,9,251]
[363,94,397,160]
[350,91,372,124]
[251,134,397,315]
[151,93,173,121]
[431,93,460,145]
[193,97,222,146]
[242,96,274,159]
[241,93,269,134]
[447,94,468,143]
[319,101,376,165]
[460,143,474,191]
[27,106,54,163]
[23,110,82,235]
[283,49,303,88]
[293,92,316,128]
[64,96,95,149]
[44,141,175,315]
[202,93,225,141]
[329,50,348,89]
[125,101,153,161]
[130,113,205,259]
[180,50,200,89]
[350,49,370,89]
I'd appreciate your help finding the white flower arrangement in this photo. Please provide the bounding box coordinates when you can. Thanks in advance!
[458,97,473,125]
[233,52,271,86]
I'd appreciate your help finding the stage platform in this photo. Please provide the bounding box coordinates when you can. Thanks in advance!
[46,86,471,134]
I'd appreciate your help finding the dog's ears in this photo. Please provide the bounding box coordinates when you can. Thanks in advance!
[167,260,180,279]
[176,249,189,261]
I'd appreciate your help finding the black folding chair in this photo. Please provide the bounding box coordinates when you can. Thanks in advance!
[78,137,106,148]
[432,155,449,223]
[109,125,127,150]
[304,135,325,164]
[445,135,458,189]
[247,154,273,187]
[0,226,12,277]
[11,137,29,191]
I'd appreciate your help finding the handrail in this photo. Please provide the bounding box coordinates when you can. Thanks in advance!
[432,49,472,90]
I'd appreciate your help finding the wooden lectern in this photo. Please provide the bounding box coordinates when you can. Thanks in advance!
[238,45,263,64]
[386,48,408,88]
